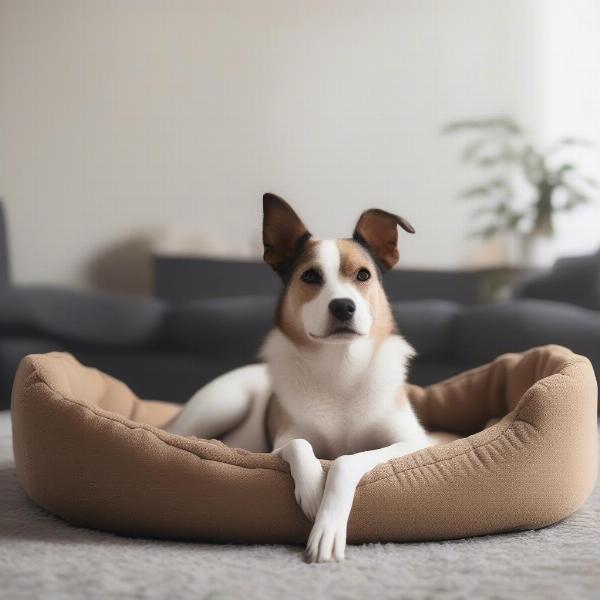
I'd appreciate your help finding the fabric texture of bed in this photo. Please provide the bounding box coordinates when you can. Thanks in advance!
[10,346,598,544]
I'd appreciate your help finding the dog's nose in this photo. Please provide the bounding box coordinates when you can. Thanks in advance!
[328,298,356,322]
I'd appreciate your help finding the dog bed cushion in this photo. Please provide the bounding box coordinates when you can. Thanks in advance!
[11,346,598,544]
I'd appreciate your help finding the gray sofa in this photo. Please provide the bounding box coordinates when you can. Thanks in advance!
[1,200,599,410]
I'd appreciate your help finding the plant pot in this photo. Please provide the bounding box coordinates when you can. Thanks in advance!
[519,233,556,268]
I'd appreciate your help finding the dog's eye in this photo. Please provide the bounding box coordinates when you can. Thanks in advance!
[301,268,322,285]
[356,268,371,282]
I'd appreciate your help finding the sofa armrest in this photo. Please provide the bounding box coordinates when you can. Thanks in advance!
[513,250,600,310]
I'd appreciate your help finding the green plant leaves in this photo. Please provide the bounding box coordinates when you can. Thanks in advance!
[443,116,598,239]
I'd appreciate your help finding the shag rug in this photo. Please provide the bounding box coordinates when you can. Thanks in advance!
[1,411,599,600]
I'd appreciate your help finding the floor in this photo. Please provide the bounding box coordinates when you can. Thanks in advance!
[1,411,599,600]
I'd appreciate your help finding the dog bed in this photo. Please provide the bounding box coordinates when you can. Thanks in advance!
[11,346,598,544]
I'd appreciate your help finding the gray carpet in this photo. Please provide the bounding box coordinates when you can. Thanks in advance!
[1,411,599,600]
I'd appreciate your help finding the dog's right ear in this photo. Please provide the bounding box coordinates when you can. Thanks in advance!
[263,193,311,275]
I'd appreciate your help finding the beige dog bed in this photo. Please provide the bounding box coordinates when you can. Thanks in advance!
[11,346,598,544]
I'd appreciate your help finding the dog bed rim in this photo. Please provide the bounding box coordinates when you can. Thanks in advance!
[15,347,588,489]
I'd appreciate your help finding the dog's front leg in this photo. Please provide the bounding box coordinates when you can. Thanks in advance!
[274,438,326,521]
[306,439,430,563]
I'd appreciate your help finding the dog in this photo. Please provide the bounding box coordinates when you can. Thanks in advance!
[168,193,457,562]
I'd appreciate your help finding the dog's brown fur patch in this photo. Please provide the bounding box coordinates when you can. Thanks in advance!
[337,239,373,281]
[336,239,397,340]
[276,239,321,346]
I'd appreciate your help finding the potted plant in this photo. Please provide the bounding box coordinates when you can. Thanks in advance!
[444,116,598,266]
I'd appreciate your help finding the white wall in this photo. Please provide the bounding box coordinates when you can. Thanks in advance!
[538,0,600,258]
[0,0,597,292]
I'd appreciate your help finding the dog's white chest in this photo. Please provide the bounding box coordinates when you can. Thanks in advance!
[284,394,393,458]
[263,329,423,459]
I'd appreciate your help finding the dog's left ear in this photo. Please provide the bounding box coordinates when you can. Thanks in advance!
[353,209,415,271]
[263,193,311,275]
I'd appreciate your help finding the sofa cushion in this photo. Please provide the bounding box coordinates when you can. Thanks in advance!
[452,299,600,365]
[71,348,243,405]
[0,335,66,407]
[0,286,166,348]
[392,300,462,359]
[164,295,276,358]
[167,296,461,361]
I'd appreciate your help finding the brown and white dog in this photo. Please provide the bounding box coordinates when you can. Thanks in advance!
[168,193,456,562]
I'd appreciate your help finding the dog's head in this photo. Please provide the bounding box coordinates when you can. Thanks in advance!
[263,193,414,344]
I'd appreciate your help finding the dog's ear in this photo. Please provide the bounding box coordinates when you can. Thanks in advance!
[263,193,311,275]
[353,208,415,271]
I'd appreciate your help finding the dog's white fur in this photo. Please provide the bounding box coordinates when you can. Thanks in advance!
[168,205,456,563]
[302,240,373,339]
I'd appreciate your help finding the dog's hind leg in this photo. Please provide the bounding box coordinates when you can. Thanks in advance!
[166,364,270,450]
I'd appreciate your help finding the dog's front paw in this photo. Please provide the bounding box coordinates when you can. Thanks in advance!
[293,461,325,521]
[275,438,325,522]
[305,510,347,563]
